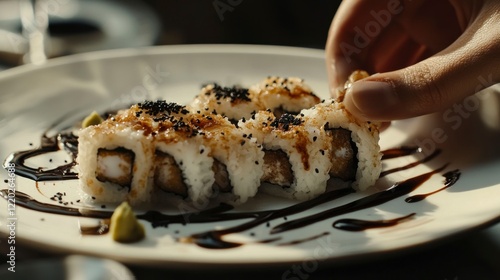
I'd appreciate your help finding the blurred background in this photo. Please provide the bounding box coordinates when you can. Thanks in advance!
[0,0,341,69]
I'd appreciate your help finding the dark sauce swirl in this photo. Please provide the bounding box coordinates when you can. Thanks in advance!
[405,169,461,203]
[1,139,459,249]
[380,149,441,177]
[0,189,112,219]
[381,146,422,160]
[4,132,78,181]
[269,164,448,234]
[333,213,416,232]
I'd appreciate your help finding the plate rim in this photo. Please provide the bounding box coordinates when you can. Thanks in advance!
[0,44,326,81]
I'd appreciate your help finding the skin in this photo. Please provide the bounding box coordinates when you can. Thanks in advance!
[326,0,500,122]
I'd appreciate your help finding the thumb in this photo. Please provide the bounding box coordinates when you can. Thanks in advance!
[344,56,498,121]
[343,15,500,121]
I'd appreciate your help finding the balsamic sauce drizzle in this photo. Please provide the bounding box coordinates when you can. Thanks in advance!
[140,187,354,228]
[276,232,330,246]
[170,187,354,249]
[0,189,112,219]
[381,146,422,160]
[333,213,416,232]
[1,129,460,249]
[380,149,441,177]
[4,131,78,181]
[270,164,448,234]
[405,169,461,203]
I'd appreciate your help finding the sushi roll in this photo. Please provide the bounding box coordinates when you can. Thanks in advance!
[239,110,333,200]
[249,76,320,117]
[153,104,264,205]
[188,77,320,122]
[77,105,156,205]
[238,99,380,200]
[78,100,264,206]
[299,99,381,191]
[188,112,264,204]
[188,83,260,122]
[77,73,381,207]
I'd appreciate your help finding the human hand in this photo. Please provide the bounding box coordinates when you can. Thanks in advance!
[326,0,500,121]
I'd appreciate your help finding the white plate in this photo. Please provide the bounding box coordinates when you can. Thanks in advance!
[0,45,499,267]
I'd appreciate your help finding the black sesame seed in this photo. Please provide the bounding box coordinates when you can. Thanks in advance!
[315,168,319,173]
[270,113,302,131]
[313,136,317,142]
[209,84,251,102]
[138,100,188,117]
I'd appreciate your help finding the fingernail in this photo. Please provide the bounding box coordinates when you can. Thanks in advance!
[346,81,398,116]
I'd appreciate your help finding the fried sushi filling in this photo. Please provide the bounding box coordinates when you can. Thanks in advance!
[95,147,233,198]
[96,148,135,189]
[94,129,358,196]
[153,151,232,197]
[327,128,358,181]
[260,128,358,188]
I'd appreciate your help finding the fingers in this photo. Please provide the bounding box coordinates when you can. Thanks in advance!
[326,0,407,92]
[343,12,500,121]
[344,0,500,121]
[326,0,462,96]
